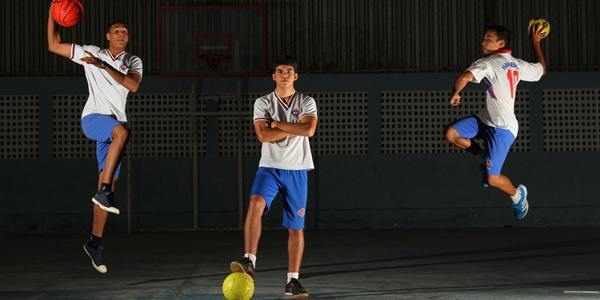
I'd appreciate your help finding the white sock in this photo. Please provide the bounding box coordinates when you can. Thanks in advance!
[244,253,257,268]
[510,188,521,203]
[287,272,299,284]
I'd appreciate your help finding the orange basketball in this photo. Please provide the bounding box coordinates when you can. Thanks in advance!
[52,0,84,27]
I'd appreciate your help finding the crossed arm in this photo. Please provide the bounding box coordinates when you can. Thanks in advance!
[254,116,317,143]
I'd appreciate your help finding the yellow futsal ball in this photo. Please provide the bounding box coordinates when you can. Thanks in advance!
[528,18,550,38]
[222,272,254,300]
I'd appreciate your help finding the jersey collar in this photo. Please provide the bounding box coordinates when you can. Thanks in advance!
[493,48,512,55]
[274,90,296,110]
[107,50,127,61]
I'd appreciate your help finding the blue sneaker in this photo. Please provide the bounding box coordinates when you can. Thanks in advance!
[512,185,529,220]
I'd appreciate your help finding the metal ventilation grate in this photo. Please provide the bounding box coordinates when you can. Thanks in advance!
[310,92,369,155]
[128,93,203,157]
[381,90,530,154]
[543,89,600,152]
[1,95,39,159]
[513,90,531,152]
[217,93,261,156]
[52,95,94,159]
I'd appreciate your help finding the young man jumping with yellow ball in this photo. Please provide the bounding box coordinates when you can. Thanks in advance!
[443,23,547,219]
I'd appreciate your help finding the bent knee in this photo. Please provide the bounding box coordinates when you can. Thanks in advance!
[249,195,267,209]
[112,125,130,141]
[443,125,458,141]
[486,174,501,186]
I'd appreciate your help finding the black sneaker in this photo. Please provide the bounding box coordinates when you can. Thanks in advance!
[230,257,255,279]
[92,190,120,214]
[285,278,309,297]
[83,243,107,273]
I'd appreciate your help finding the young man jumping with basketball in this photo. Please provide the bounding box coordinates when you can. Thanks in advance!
[47,2,142,273]
[230,55,317,296]
[443,24,547,219]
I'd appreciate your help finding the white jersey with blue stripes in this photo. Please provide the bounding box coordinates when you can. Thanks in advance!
[466,49,543,137]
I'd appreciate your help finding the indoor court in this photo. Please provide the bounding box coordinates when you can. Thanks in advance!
[3,227,600,299]
[2,1,600,299]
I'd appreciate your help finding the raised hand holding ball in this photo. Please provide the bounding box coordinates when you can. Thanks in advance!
[528,18,550,39]
[51,0,84,27]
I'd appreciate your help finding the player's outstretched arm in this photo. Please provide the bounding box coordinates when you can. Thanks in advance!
[47,2,72,58]
[449,71,474,106]
[530,25,547,76]
[271,116,317,137]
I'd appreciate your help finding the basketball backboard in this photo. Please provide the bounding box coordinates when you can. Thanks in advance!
[159,5,268,77]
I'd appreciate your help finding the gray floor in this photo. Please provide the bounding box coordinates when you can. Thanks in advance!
[2,227,600,299]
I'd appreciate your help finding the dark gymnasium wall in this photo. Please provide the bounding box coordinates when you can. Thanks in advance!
[1,0,599,233]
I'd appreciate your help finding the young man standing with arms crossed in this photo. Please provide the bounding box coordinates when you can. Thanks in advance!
[443,24,547,219]
[230,55,317,297]
[47,1,143,273]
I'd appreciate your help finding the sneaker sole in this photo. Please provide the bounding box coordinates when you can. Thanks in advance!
[83,245,107,273]
[285,293,308,298]
[285,292,309,297]
[92,198,120,215]
[229,261,244,273]
[230,261,256,279]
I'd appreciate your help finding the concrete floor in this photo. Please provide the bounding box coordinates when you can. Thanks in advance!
[2,227,600,299]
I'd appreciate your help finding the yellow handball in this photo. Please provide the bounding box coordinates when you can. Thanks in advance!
[528,18,550,38]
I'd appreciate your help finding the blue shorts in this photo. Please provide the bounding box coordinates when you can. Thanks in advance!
[81,114,125,178]
[450,115,515,176]
[250,167,308,230]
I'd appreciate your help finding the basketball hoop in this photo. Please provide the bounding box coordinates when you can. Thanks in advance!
[160,6,268,77]
[198,55,228,70]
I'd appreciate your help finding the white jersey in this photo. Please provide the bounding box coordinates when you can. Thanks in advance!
[70,44,143,122]
[253,91,317,170]
[467,49,543,137]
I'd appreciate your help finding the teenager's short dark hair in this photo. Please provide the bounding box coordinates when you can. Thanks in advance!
[486,25,511,47]
[107,20,127,33]
[272,55,298,72]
